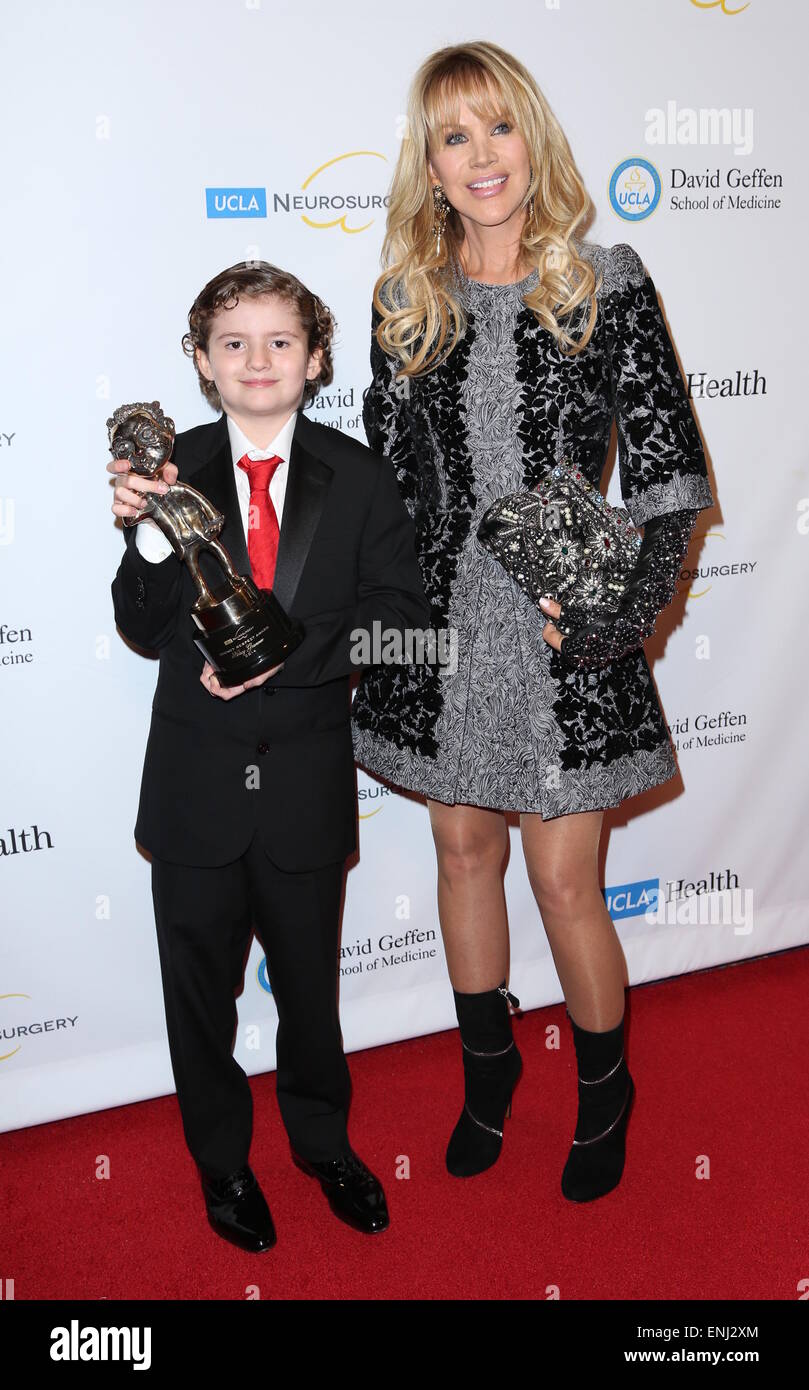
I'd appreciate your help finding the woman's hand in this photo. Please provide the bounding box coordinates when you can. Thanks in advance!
[538,595,566,654]
[539,593,631,670]
[200,660,284,700]
[108,455,178,524]
[537,511,702,672]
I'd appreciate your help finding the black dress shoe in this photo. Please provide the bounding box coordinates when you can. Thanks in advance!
[199,1164,277,1253]
[291,1149,389,1234]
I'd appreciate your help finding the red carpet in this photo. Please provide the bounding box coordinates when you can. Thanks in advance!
[3,946,808,1301]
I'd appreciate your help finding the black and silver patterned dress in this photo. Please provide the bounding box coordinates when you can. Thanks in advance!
[350,240,715,818]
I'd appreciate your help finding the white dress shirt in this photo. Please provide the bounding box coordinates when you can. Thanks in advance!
[134,410,297,563]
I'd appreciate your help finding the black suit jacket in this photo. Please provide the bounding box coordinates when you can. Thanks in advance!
[111,407,430,869]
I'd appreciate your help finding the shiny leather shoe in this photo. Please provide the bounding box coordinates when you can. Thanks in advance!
[199,1164,277,1253]
[291,1149,389,1234]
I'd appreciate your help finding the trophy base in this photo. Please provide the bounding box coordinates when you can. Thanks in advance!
[192,577,304,688]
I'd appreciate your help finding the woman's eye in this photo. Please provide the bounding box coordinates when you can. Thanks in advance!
[445,121,510,145]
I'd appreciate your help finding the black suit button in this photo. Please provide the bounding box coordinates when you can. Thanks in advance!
[257,742,270,754]
[264,687,277,697]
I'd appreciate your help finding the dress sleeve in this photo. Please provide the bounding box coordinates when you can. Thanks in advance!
[601,243,715,528]
[361,301,425,523]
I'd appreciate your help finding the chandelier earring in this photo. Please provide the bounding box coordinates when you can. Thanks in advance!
[525,163,536,230]
[432,183,450,253]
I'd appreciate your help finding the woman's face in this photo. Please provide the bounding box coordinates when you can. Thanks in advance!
[427,95,531,233]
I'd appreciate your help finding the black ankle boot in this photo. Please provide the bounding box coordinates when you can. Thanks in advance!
[561,1006,635,1202]
[446,980,522,1178]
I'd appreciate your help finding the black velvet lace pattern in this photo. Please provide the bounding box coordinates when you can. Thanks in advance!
[353,303,477,757]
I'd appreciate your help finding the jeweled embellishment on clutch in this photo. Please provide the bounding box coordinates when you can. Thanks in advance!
[475,457,642,638]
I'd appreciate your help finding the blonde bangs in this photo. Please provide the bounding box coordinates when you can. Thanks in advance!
[420,61,523,154]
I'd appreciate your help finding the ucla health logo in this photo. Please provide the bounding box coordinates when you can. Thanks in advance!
[257,958,272,994]
[609,158,661,221]
[206,187,266,219]
[603,878,660,921]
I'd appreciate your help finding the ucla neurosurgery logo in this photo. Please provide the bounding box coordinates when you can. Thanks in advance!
[609,157,662,221]
[205,154,389,231]
[206,188,267,219]
[0,993,79,1060]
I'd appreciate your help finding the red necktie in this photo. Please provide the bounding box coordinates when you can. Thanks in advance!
[236,452,284,590]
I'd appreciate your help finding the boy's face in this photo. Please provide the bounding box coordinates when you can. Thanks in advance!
[196,293,322,442]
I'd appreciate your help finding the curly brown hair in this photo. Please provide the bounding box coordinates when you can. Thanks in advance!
[181,261,336,410]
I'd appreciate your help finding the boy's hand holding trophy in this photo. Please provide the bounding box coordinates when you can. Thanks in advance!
[107,400,304,690]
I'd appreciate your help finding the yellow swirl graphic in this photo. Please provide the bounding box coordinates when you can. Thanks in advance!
[0,993,31,1061]
[300,151,387,232]
[687,531,725,599]
[690,0,750,15]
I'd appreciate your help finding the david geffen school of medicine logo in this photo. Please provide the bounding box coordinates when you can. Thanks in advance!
[609,157,662,221]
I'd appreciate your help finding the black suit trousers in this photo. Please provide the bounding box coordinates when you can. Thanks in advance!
[150,832,351,1176]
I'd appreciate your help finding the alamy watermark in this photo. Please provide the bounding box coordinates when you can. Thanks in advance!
[350,621,458,675]
[645,887,754,936]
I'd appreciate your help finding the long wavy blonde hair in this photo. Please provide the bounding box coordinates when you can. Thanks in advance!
[374,41,602,377]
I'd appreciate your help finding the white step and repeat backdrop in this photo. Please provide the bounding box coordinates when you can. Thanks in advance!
[2,1,807,1131]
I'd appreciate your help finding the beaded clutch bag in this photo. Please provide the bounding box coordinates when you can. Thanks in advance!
[476,458,643,637]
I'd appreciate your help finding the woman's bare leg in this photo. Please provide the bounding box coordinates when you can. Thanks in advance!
[519,809,635,1199]
[427,799,510,991]
[519,809,627,1029]
[428,799,521,1177]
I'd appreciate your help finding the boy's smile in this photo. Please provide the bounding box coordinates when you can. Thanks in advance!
[196,293,322,448]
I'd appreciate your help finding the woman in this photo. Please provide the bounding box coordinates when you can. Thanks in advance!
[351,41,714,1201]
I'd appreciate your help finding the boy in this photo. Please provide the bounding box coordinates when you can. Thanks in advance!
[108,262,430,1253]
